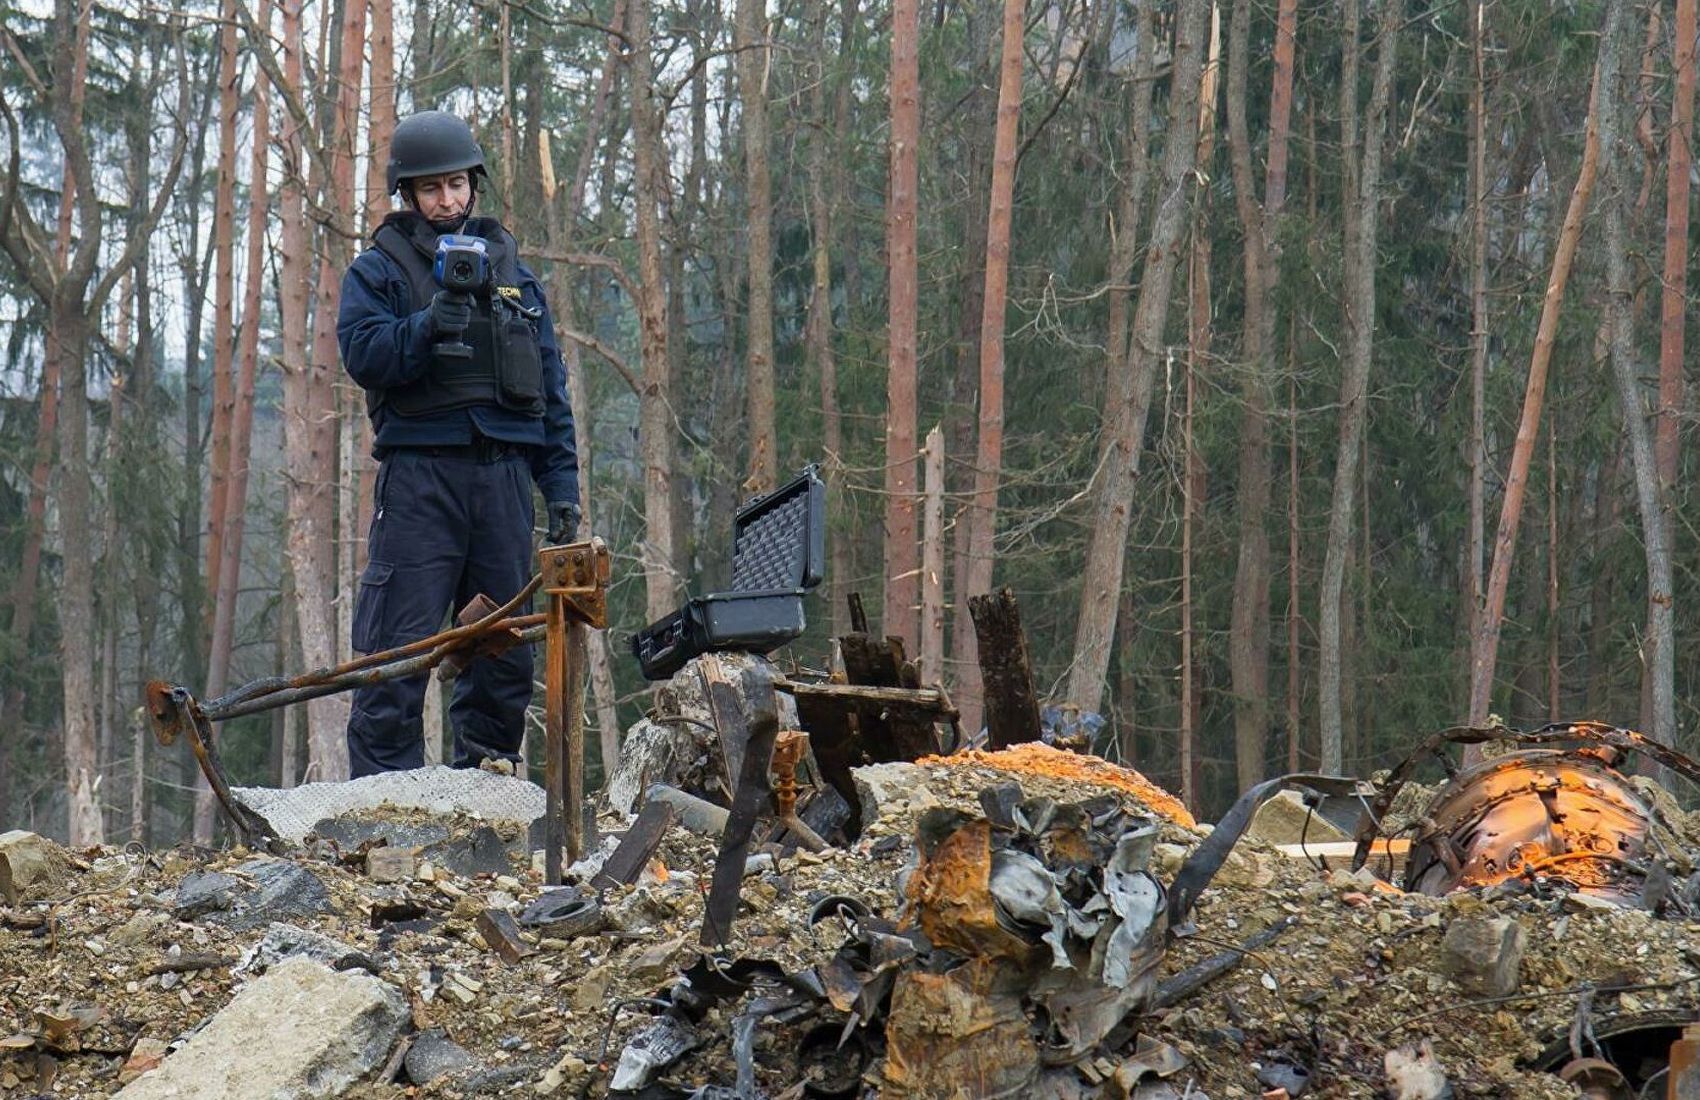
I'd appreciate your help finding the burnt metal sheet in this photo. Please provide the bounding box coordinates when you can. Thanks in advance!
[700,663,781,948]
[595,800,679,890]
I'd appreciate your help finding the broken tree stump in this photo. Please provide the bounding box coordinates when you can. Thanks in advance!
[968,588,1041,749]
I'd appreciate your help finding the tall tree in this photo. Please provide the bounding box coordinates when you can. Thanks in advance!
[1600,0,1675,749]
[1066,0,1210,714]
[1317,0,1399,769]
[804,0,857,639]
[278,0,348,778]
[0,7,83,782]
[629,0,678,623]
[1465,0,1490,694]
[882,0,921,644]
[365,0,396,231]
[954,0,1026,732]
[1657,0,1694,622]
[1181,1,1221,807]
[735,0,776,494]
[1225,0,1297,791]
[1468,64,1603,738]
[209,0,273,714]
[0,0,186,842]
[196,0,243,842]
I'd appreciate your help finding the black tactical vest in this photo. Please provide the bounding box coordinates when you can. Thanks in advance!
[366,212,547,419]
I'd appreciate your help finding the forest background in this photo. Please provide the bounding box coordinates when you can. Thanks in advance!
[0,0,1692,847]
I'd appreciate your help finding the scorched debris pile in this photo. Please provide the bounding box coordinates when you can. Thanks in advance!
[13,587,1700,1097]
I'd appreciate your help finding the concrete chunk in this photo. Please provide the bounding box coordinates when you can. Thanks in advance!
[116,956,407,1099]
[1244,790,1351,847]
[1439,915,1525,998]
[851,762,939,831]
[0,831,70,904]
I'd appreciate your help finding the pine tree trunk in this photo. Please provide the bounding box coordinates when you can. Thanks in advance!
[921,427,947,681]
[1225,0,1295,792]
[806,0,853,641]
[1066,0,1210,713]
[366,0,396,229]
[1468,61,1602,740]
[55,300,103,845]
[955,0,1025,726]
[0,3,87,783]
[735,0,777,494]
[945,1,996,722]
[1466,0,1490,688]
[280,0,348,779]
[629,0,678,623]
[1547,422,1561,721]
[882,0,921,645]
[1318,0,1399,771]
[1286,342,1301,770]
[204,0,240,676]
[210,0,271,715]
[1600,2,1676,749]
[1657,0,1693,679]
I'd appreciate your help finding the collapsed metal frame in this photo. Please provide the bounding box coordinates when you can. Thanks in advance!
[144,538,610,880]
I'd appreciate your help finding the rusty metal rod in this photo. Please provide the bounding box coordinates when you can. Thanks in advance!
[208,573,545,713]
[205,621,547,723]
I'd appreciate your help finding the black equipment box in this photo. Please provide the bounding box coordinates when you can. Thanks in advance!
[631,466,826,681]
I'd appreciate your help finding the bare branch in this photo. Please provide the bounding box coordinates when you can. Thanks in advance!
[90,19,193,311]
[0,26,49,98]
[531,249,636,300]
[558,327,640,396]
[0,78,58,300]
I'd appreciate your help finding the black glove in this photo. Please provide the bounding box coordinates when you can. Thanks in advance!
[429,290,472,335]
[545,501,581,544]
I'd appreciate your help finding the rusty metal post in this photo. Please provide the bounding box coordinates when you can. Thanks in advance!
[540,538,611,883]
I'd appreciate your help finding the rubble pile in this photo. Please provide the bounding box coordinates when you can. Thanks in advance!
[7,695,1700,1098]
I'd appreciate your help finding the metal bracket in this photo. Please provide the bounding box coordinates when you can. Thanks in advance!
[540,537,611,883]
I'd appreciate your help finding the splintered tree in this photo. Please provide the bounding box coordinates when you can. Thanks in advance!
[1066,0,1210,715]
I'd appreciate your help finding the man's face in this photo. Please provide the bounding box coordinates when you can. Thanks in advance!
[408,170,473,222]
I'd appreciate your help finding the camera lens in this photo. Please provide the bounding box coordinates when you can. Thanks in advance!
[451,260,473,281]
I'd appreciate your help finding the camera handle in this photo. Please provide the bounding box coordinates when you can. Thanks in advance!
[436,290,474,360]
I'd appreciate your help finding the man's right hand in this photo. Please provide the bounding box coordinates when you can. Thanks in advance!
[430,290,471,335]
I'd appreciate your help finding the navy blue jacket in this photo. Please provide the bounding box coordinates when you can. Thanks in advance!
[336,226,580,507]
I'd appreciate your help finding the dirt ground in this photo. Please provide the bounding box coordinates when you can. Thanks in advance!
[3,747,1696,1098]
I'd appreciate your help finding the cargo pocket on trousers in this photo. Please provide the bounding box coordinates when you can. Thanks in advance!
[351,561,394,654]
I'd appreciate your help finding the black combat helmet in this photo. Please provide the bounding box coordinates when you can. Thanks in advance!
[386,110,486,195]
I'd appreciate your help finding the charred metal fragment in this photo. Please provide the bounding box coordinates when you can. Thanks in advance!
[594,800,678,890]
[1351,722,1700,905]
[700,664,781,948]
[143,682,285,854]
[1165,773,1370,927]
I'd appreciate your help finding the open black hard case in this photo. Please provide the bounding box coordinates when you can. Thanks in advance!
[631,466,826,681]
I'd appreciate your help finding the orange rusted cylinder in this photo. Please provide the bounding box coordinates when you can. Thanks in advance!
[1405,748,1651,904]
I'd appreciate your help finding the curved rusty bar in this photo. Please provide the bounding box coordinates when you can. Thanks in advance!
[209,572,545,712]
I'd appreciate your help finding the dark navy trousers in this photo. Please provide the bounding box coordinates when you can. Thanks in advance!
[346,447,536,777]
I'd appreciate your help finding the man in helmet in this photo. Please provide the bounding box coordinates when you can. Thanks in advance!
[336,109,581,778]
